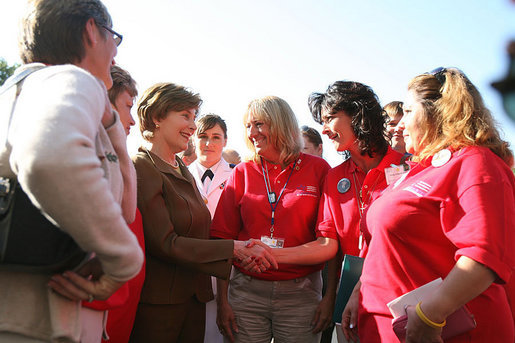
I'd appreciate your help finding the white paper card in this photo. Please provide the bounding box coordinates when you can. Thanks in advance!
[386,278,442,318]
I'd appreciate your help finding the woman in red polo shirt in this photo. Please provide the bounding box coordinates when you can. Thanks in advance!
[211,96,330,343]
[359,68,515,342]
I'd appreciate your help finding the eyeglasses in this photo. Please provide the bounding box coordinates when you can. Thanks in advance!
[102,25,123,46]
[428,67,447,86]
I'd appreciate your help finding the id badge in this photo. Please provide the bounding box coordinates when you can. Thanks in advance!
[261,235,285,248]
[385,164,410,185]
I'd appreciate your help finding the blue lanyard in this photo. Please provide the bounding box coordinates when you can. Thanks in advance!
[260,157,297,238]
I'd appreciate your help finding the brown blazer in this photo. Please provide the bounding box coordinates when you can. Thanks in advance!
[133,148,233,305]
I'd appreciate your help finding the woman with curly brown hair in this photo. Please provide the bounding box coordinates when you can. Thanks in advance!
[359,68,514,342]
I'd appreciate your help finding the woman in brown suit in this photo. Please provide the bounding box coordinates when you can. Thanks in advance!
[130,83,277,343]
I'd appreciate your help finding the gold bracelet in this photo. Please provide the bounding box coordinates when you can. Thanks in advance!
[415,302,446,329]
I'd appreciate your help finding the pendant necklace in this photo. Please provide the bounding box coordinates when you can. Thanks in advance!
[351,169,381,250]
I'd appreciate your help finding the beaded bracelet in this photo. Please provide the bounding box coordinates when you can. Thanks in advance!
[415,302,446,329]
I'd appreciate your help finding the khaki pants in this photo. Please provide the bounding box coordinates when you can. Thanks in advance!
[227,269,322,343]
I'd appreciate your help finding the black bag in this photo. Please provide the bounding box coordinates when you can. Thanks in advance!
[0,67,87,273]
[0,178,87,273]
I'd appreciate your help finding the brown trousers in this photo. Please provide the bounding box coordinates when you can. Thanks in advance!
[130,296,206,343]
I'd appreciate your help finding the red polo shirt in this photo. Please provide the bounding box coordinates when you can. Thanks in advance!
[211,153,330,280]
[315,147,403,258]
[359,146,515,342]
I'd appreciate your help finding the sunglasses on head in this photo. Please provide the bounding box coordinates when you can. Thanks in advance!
[427,67,447,86]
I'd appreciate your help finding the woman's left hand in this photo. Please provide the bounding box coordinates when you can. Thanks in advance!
[311,294,334,333]
[405,305,443,343]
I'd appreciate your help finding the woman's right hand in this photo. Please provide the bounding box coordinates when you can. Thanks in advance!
[234,239,278,272]
[341,280,361,342]
[217,296,238,342]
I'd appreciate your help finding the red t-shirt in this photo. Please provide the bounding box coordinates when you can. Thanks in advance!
[316,147,403,258]
[359,146,515,342]
[210,153,330,280]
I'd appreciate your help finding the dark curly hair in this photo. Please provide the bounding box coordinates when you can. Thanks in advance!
[308,81,388,157]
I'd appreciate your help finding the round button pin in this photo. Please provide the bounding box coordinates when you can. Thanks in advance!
[337,178,351,193]
[432,149,452,167]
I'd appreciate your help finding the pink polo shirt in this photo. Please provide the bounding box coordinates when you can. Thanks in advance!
[211,153,330,281]
[359,146,515,342]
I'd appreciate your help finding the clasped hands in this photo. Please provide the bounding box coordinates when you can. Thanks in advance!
[233,239,278,273]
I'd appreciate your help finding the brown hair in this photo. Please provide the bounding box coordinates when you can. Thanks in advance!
[196,114,228,138]
[19,0,112,65]
[301,125,323,146]
[408,68,513,166]
[137,82,202,141]
[108,65,137,104]
[309,81,388,158]
[383,101,403,121]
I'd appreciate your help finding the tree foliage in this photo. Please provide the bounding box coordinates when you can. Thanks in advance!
[0,58,20,86]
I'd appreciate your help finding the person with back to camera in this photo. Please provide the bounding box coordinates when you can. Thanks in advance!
[0,0,144,342]
[383,101,407,154]
[129,83,277,343]
[211,95,331,343]
[301,125,324,158]
[358,67,515,342]
[189,113,235,343]
[222,148,242,165]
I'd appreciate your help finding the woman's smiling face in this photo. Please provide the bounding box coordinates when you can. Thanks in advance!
[154,108,197,154]
[321,110,357,153]
[246,114,279,162]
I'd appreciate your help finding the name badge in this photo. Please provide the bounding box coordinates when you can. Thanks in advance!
[261,235,285,248]
[268,192,277,204]
[385,164,410,185]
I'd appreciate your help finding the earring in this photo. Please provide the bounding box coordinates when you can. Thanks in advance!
[156,124,160,129]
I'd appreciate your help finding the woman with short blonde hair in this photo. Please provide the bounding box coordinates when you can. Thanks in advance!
[212,96,331,342]
[243,96,302,166]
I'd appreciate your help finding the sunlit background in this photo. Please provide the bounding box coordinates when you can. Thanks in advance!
[1,0,514,166]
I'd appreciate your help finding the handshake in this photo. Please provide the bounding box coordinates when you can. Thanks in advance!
[233,239,279,273]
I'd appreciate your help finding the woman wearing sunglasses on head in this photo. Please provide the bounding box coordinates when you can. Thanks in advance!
[358,68,514,342]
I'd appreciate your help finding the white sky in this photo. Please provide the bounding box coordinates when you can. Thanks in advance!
[1,0,514,166]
